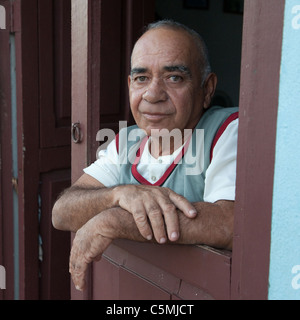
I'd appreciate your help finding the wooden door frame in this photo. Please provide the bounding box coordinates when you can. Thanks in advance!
[13,0,40,299]
[231,0,285,300]
[71,0,285,299]
[0,0,15,300]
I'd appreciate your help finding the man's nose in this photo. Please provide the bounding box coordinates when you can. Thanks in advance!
[142,79,168,103]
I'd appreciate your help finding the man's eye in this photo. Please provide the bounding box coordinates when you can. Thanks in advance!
[135,76,148,82]
[168,75,183,82]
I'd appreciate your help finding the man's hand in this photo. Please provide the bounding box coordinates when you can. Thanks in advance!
[69,215,112,291]
[69,199,234,291]
[52,173,197,238]
[113,185,197,244]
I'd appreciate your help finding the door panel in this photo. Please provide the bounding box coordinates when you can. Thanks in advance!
[2,0,72,299]
[104,241,231,300]
[119,267,171,300]
[38,0,71,149]
[39,170,71,299]
[92,258,120,300]
[37,0,72,299]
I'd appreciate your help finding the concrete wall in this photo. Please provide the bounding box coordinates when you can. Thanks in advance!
[268,0,300,300]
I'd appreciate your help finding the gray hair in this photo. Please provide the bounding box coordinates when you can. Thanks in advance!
[144,20,212,85]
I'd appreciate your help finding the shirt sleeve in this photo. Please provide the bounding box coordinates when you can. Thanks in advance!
[83,139,120,187]
[203,119,239,203]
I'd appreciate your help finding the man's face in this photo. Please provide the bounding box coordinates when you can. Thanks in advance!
[128,28,208,136]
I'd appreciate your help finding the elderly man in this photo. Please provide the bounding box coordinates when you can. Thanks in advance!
[52,20,239,291]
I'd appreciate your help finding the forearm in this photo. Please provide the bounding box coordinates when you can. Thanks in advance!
[52,185,118,232]
[52,174,198,242]
[99,200,234,250]
[70,200,234,291]
[178,201,234,250]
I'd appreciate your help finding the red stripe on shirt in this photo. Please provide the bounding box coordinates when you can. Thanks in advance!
[132,136,192,186]
[210,112,239,162]
[115,133,119,154]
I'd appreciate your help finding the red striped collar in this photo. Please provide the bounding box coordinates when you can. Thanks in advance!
[131,136,192,186]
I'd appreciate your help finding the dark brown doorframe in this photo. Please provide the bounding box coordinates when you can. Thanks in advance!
[231,0,285,300]
[0,0,15,300]
[71,0,285,300]
[71,0,89,300]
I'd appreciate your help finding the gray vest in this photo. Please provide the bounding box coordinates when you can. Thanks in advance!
[117,106,238,202]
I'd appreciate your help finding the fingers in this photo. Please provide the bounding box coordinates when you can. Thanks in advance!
[117,185,197,244]
[168,190,198,218]
[69,240,89,291]
[131,201,154,241]
[151,202,179,243]
[145,203,169,244]
[132,191,189,244]
[69,224,112,291]
[130,193,179,244]
[144,188,197,243]
[69,251,102,291]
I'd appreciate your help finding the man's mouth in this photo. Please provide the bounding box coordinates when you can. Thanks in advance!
[142,112,171,121]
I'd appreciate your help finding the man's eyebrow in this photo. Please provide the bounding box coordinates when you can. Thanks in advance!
[130,65,192,77]
[164,65,192,76]
[130,67,148,76]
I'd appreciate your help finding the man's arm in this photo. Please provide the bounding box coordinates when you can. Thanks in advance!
[52,174,118,233]
[70,200,234,291]
[52,173,197,242]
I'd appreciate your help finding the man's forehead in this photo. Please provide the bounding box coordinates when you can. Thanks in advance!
[132,33,195,71]
[132,28,194,59]
[136,27,191,44]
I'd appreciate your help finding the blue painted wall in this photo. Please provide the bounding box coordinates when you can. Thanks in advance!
[268,0,300,300]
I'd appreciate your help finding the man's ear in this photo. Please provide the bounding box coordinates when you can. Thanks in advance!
[128,75,132,89]
[203,73,218,110]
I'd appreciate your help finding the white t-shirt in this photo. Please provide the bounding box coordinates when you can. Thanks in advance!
[84,119,239,203]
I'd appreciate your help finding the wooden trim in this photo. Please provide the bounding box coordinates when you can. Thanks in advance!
[0,0,14,300]
[71,0,89,182]
[15,0,40,299]
[231,0,285,300]
[71,0,90,300]
[87,0,101,163]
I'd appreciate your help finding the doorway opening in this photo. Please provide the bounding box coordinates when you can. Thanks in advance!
[155,0,243,107]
